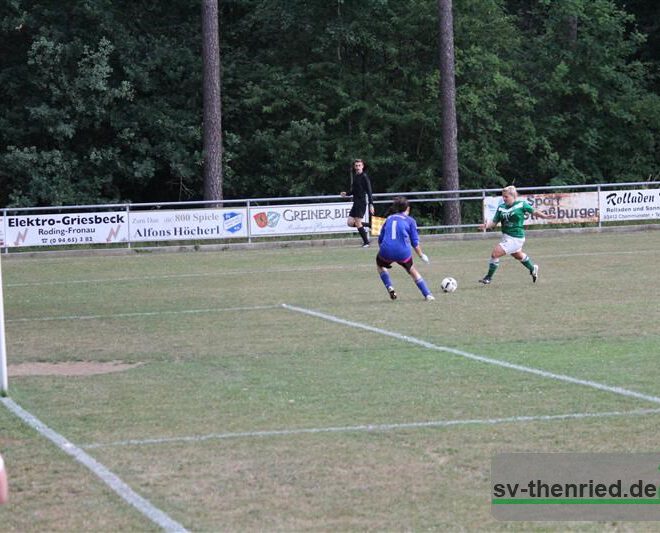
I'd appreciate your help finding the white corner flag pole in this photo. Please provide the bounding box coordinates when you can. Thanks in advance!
[0,253,8,396]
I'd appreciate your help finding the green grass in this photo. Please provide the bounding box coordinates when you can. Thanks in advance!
[1,230,659,531]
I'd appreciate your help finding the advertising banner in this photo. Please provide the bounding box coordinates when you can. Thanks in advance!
[483,192,599,225]
[129,208,247,242]
[0,216,4,247]
[599,188,660,221]
[249,202,352,236]
[4,211,128,248]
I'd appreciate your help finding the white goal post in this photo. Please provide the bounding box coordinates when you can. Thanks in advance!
[0,254,7,395]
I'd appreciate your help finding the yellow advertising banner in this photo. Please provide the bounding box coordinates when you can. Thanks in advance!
[370,216,386,237]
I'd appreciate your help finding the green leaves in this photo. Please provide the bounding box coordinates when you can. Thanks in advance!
[513,0,660,186]
[0,0,657,206]
[0,1,202,206]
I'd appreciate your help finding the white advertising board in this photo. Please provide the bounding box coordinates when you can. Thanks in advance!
[3,211,128,248]
[249,202,352,235]
[129,208,247,242]
[599,188,660,221]
[483,192,599,225]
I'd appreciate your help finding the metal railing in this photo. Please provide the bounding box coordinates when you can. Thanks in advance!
[1,180,658,252]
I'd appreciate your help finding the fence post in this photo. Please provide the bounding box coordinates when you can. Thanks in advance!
[1,209,6,255]
[597,185,602,229]
[0,254,8,396]
[481,190,486,224]
[247,200,252,244]
[126,204,131,249]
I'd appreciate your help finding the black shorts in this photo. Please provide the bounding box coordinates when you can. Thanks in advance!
[349,200,367,219]
[376,254,413,272]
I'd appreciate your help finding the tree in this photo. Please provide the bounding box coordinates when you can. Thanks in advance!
[438,0,461,226]
[1,0,657,207]
[509,0,660,185]
[0,0,203,206]
[452,0,537,191]
[202,0,223,202]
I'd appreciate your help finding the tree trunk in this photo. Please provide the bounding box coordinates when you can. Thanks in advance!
[202,0,223,202]
[437,0,461,227]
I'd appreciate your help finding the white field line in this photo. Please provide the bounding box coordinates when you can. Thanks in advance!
[283,304,660,406]
[81,408,660,450]
[0,396,188,533]
[6,248,660,288]
[5,304,280,323]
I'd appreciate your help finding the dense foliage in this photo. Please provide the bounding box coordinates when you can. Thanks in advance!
[1,0,658,206]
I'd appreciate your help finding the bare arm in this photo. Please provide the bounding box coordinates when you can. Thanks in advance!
[479,220,497,231]
[533,208,555,220]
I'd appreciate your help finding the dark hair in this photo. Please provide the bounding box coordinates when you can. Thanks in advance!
[392,196,409,213]
[353,159,364,167]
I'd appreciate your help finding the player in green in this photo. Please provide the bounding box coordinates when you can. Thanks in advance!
[478,186,554,285]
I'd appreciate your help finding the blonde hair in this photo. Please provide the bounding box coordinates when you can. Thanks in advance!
[502,185,518,197]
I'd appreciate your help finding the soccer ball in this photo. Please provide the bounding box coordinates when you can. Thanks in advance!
[441,277,458,293]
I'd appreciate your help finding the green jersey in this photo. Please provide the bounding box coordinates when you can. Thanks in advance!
[492,200,534,238]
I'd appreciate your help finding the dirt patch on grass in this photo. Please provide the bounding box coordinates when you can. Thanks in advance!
[8,361,143,377]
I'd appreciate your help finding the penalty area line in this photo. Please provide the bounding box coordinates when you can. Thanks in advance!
[0,397,188,533]
[6,304,280,323]
[81,408,660,450]
[282,303,660,407]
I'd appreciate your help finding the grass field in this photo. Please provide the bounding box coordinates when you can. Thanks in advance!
[1,229,659,531]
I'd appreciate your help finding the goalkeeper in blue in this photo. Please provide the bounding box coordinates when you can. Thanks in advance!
[376,196,434,301]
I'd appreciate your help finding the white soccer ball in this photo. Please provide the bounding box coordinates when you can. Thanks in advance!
[441,277,458,293]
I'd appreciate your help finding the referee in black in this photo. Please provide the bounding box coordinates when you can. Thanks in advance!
[340,159,375,247]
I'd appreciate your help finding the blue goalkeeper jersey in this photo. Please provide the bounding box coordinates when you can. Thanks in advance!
[378,213,420,261]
